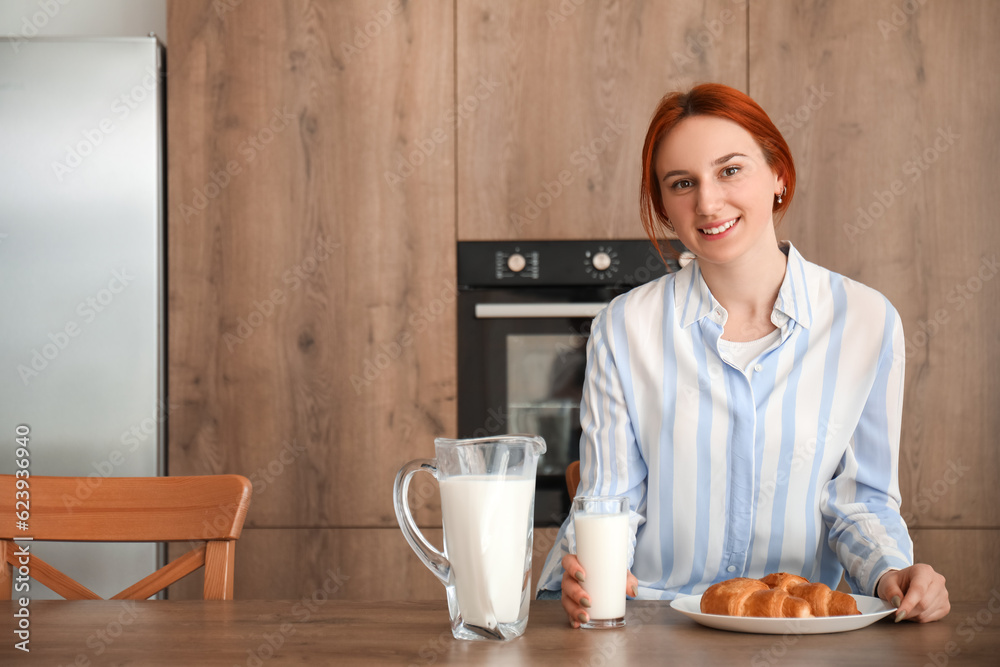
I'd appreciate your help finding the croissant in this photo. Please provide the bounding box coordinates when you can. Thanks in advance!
[761,572,861,617]
[700,573,861,618]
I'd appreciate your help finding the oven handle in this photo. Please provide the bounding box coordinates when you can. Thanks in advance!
[474,302,609,319]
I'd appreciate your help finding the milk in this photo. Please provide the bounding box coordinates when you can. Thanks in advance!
[439,475,535,628]
[574,512,629,620]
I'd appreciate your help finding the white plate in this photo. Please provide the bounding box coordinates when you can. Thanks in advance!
[669,594,895,635]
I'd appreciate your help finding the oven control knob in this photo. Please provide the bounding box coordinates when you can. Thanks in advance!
[507,253,526,273]
[592,251,612,272]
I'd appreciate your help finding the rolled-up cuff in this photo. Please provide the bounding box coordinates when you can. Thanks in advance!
[860,553,912,596]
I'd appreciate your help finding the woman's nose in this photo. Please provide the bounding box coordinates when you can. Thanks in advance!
[695,182,724,216]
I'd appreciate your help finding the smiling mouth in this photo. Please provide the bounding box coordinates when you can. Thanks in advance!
[699,217,739,235]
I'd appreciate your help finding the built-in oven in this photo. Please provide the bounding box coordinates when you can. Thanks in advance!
[457,240,682,527]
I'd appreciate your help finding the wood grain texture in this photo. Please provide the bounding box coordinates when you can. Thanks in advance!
[457,0,748,240]
[167,527,563,601]
[911,529,1000,604]
[111,546,206,601]
[748,0,1000,540]
[0,474,249,599]
[1,548,101,600]
[167,0,456,529]
[0,475,251,541]
[4,599,999,666]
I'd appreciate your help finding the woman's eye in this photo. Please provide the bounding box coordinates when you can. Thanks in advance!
[722,165,740,177]
[670,179,693,190]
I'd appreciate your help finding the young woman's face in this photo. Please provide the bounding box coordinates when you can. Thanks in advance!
[655,115,784,267]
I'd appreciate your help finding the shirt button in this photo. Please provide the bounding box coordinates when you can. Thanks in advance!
[754,364,763,372]
[727,565,736,573]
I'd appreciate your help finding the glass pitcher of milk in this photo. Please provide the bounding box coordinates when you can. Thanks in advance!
[393,435,546,641]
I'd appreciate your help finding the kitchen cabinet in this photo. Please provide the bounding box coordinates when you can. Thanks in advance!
[456,0,746,241]
[166,0,999,601]
[168,527,562,601]
[749,0,1000,572]
[167,0,455,599]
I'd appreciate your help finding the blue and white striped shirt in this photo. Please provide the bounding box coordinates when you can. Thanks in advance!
[537,242,913,599]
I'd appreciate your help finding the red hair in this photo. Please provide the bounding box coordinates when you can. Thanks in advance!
[639,83,796,261]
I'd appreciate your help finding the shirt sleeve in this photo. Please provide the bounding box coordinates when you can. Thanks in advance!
[536,304,648,593]
[820,306,914,596]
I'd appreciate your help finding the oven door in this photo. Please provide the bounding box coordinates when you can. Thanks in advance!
[457,287,624,527]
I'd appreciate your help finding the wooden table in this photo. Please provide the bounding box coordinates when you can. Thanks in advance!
[1,598,998,665]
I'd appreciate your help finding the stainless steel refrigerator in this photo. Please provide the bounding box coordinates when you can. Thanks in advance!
[0,37,165,598]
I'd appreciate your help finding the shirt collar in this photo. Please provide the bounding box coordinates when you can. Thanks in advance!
[674,241,814,331]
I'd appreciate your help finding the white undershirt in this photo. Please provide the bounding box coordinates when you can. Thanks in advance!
[718,328,782,372]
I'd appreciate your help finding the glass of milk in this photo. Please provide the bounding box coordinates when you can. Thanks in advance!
[573,496,629,628]
[394,435,546,641]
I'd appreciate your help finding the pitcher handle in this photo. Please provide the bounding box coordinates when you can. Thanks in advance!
[393,458,450,586]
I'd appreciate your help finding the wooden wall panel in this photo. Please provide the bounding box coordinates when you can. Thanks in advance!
[167,0,455,530]
[749,0,1000,590]
[911,530,1000,603]
[456,0,747,241]
[166,0,998,604]
[168,527,563,601]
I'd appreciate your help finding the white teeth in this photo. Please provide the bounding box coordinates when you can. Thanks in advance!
[701,218,738,235]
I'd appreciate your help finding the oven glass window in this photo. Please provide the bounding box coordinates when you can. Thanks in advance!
[506,334,586,477]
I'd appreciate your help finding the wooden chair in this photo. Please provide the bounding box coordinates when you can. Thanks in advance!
[566,460,581,499]
[0,474,252,600]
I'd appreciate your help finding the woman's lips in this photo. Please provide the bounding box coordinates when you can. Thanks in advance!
[699,216,739,239]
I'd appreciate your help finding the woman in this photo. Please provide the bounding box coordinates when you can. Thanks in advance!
[535,84,950,626]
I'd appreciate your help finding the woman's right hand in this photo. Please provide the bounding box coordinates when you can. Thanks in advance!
[561,554,638,628]
[561,554,589,628]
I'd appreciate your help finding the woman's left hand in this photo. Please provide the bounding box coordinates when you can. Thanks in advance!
[876,563,950,623]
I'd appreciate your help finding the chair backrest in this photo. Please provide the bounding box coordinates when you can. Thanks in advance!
[566,460,581,499]
[0,474,252,600]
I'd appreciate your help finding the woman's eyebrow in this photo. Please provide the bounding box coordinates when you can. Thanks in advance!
[661,152,749,182]
[714,152,748,165]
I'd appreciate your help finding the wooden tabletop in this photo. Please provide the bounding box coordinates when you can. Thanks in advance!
[1,598,997,665]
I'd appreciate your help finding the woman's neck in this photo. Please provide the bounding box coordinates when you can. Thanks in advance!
[698,231,788,323]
